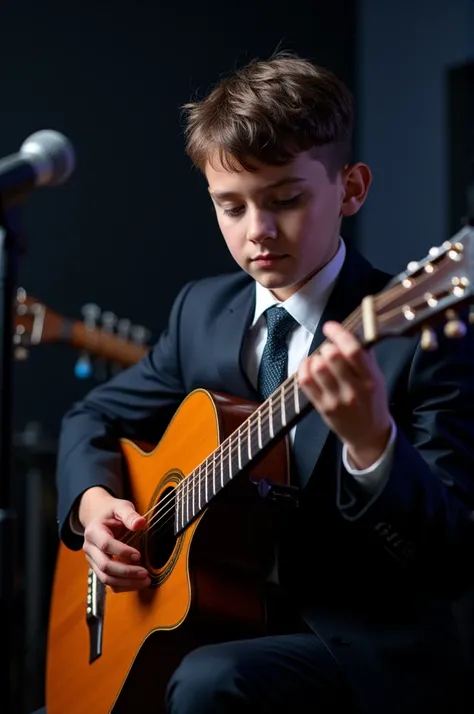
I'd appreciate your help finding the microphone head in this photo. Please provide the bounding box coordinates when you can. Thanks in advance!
[19,129,75,187]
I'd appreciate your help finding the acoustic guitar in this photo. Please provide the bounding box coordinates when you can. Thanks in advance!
[45,228,474,713]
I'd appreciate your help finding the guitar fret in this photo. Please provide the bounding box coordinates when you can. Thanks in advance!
[261,408,271,446]
[274,398,286,433]
[268,397,274,438]
[257,409,262,449]
[249,434,260,462]
[228,438,233,481]
[175,486,179,532]
[247,418,252,460]
[194,470,198,517]
[212,454,216,495]
[237,428,242,470]
[197,464,201,511]
[183,482,186,528]
[287,389,297,421]
[180,483,184,531]
[177,483,180,531]
[293,378,300,414]
[231,439,240,477]
[281,385,287,427]
[186,474,190,523]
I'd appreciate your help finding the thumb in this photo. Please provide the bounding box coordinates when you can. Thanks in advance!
[114,500,146,531]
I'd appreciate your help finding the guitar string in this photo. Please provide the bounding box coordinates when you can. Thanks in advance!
[120,262,458,547]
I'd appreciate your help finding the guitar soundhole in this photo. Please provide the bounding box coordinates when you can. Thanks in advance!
[146,485,178,571]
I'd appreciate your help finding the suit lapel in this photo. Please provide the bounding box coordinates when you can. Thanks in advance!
[214,280,261,402]
[293,248,385,488]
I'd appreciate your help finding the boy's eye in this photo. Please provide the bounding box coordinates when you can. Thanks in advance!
[273,194,302,207]
[221,194,302,218]
[223,206,244,217]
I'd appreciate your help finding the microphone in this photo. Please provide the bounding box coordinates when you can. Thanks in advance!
[0,129,75,209]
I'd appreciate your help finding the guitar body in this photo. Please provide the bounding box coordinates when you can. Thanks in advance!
[45,389,290,714]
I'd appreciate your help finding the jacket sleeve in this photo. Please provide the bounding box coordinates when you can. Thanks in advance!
[336,321,474,597]
[56,281,194,550]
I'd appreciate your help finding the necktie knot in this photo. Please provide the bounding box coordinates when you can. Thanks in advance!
[258,306,298,400]
[264,305,297,341]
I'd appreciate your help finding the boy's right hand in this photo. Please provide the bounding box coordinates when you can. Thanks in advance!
[79,486,151,591]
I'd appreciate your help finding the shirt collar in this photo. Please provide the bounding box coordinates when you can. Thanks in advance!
[250,237,346,335]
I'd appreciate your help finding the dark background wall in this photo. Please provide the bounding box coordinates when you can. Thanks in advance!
[3,1,473,711]
[1,2,357,711]
[357,0,473,272]
[1,0,357,442]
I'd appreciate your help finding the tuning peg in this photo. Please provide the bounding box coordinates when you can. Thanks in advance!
[116,318,131,340]
[16,286,27,304]
[130,325,151,345]
[14,324,26,344]
[443,309,467,339]
[101,311,117,332]
[108,318,132,376]
[14,326,29,358]
[81,303,101,328]
[420,326,438,351]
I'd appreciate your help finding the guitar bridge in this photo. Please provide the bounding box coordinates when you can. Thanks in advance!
[86,567,106,662]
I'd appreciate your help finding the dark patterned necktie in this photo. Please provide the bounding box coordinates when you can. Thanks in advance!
[257,306,298,400]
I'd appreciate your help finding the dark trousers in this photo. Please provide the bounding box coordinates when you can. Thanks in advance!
[166,630,356,714]
[32,630,357,714]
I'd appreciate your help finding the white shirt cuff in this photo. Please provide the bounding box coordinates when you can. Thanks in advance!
[69,507,85,535]
[342,418,397,495]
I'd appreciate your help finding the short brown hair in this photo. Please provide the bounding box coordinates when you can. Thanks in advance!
[182,52,354,175]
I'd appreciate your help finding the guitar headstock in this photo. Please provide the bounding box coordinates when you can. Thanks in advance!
[14,288,151,376]
[366,226,474,349]
[14,288,65,357]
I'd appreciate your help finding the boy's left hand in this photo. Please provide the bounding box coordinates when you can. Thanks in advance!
[298,320,392,469]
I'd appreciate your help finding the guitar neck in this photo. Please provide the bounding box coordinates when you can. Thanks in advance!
[69,320,148,366]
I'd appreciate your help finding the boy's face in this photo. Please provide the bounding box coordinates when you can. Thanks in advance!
[205,150,370,301]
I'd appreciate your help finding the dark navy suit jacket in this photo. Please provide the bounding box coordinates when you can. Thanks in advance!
[56,246,474,714]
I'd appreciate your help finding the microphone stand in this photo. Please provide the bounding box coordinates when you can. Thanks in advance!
[0,201,23,713]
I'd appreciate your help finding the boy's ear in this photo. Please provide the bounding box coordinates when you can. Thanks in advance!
[341,162,372,217]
